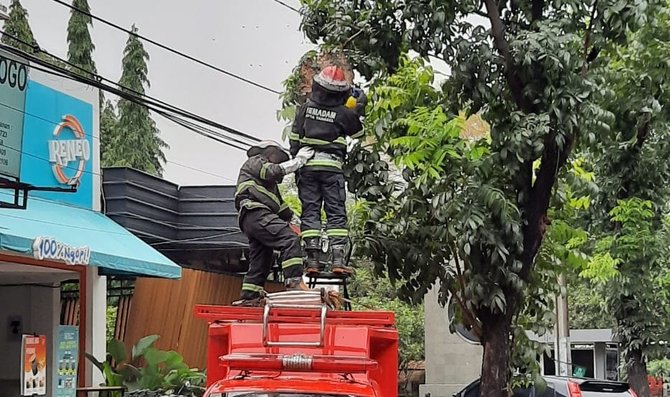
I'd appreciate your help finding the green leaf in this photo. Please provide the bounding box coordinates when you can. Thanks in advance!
[143,347,169,366]
[107,339,127,363]
[132,335,159,360]
[84,353,105,375]
[102,362,123,387]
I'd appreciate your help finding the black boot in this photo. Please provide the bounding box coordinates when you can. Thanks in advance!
[331,245,353,275]
[232,290,265,307]
[304,238,322,274]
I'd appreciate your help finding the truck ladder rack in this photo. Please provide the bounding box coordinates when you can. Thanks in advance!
[194,304,395,327]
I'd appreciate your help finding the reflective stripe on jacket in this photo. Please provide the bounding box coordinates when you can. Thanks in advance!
[234,155,293,221]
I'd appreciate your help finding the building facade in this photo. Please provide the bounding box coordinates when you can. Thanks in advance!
[420,286,619,397]
[0,50,181,397]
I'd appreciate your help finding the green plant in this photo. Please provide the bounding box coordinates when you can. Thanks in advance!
[86,335,205,397]
[648,359,670,379]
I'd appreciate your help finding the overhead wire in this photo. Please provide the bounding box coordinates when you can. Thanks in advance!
[34,42,263,147]
[165,159,237,182]
[0,35,258,153]
[0,31,260,146]
[114,212,240,231]
[48,0,282,95]
[272,0,301,13]
[0,100,238,184]
[149,231,244,247]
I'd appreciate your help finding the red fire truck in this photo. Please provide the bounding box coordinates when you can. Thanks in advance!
[195,290,399,397]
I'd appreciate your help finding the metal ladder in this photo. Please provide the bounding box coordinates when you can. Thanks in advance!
[262,290,328,347]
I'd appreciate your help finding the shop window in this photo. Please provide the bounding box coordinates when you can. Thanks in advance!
[606,348,619,381]
[571,348,595,378]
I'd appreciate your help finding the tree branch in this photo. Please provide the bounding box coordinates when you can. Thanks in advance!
[341,28,366,50]
[482,0,535,113]
[474,9,489,19]
[452,290,484,339]
[581,0,599,76]
[532,0,544,21]
[519,136,572,281]
[451,242,469,303]
[634,115,651,151]
[449,241,483,339]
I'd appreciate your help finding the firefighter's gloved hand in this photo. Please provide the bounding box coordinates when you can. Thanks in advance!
[354,89,367,117]
[279,147,314,174]
[295,147,315,163]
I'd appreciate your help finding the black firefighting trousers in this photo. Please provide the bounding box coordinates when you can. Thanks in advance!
[298,170,348,245]
[239,208,303,299]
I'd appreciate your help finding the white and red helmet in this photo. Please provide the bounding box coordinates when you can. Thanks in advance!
[313,65,351,93]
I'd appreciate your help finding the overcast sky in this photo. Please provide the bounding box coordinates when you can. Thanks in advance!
[18,0,312,186]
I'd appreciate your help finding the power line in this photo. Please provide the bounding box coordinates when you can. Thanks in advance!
[0,100,239,184]
[150,231,243,246]
[49,0,282,95]
[36,42,262,147]
[165,160,236,182]
[272,0,301,13]
[0,35,258,152]
[0,31,260,147]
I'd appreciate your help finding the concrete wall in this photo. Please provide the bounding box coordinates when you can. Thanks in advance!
[0,285,59,397]
[420,286,482,397]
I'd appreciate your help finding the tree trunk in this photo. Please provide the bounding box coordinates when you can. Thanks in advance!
[627,348,650,397]
[479,311,512,397]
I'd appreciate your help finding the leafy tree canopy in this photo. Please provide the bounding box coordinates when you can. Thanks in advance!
[290,1,662,395]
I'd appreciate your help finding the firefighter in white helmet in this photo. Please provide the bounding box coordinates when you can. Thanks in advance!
[233,140,314,306]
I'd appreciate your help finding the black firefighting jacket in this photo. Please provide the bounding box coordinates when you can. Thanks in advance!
[234,155,293,221]
[289,83,364,172]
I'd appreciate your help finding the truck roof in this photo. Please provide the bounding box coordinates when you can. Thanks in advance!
[196,303,398,397]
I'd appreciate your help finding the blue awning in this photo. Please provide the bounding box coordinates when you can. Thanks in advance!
[0,194,181,279]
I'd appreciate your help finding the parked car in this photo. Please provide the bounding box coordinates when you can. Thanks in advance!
[453,376,637,397]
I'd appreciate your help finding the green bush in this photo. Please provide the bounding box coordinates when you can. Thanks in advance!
[86,335,206,397]
[106,306,117,342]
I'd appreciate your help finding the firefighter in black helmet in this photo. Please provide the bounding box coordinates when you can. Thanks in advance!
[289,65,367,274]
[233,140,315,306]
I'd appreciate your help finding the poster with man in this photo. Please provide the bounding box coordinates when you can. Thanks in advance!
[20,334,47,396]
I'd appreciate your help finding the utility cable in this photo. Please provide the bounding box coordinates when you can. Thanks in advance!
[0,100,239,184]
[0,39,255,152]
[35,41,261,147]
[0,31,261,148]
[272,0,301,13]
[49,0,281,95]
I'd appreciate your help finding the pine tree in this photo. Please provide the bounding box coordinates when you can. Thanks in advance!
[66,0,96,77]
[1,0,38,53]
[100,99,118,168]
[107,25,167,176]
[65,0,117,162]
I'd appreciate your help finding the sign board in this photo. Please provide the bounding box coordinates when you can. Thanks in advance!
[0,49,29,179]
[573,366,587,378]
[19,80,95,208]
[20,334,47,396]
[32,236,91,265]
[56,326,79,397]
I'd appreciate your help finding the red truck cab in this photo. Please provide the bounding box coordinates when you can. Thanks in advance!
[195,297,398,397]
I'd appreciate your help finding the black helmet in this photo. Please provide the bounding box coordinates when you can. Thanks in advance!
[246,140,290,163]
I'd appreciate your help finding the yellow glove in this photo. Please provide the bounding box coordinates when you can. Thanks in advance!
[345,96,357,109]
